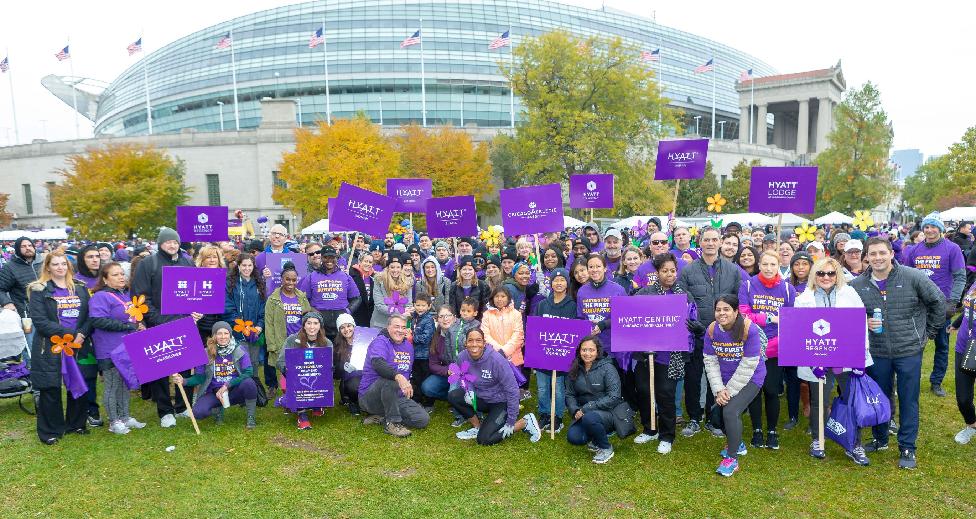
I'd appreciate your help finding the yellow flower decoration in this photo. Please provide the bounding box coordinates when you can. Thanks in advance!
[689,226,699,237]
[796,223,817,243]
[707,193,727,213]
[853,211,874,231]
[479,226,503,248]
[390,223,408,236]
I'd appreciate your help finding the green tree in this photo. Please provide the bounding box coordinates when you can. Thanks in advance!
[723,159,760,213]
[814,82,894,214]
[51,144,190,239]
[665,162,719,215]
[904,127,976,213]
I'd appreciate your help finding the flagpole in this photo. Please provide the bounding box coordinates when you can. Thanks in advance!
[142,41,153,135]
[419,18,427,127]
[5,48,19,144]
[229,27,240,131]
[710,57,716,139]
[749,70,755,144]
[67,38,80,138]
[323,16,332,125]
[509,25,515,129]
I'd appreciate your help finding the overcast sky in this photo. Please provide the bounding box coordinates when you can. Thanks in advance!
[0,0,971,157]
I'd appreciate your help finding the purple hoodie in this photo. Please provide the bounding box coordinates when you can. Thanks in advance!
[88,288,138,359]
[704,321,766,387]
[956,285,976,354]
[358,331,414,395]
[576,279,628,366]
[298,268,360,311]
[904,238,965,298]
[458,347,520,427]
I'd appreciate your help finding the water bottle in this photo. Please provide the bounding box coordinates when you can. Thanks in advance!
[872,308,883,334]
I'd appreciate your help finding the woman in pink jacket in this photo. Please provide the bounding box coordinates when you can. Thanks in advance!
[481,286,525,367]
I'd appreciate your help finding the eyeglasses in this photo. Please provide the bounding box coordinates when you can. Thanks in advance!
[271,232,286,238]
[650,240,669,245]
[307,250,322,256]
[815,271,837,278]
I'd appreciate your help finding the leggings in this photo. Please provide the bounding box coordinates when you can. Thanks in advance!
[719,382,760,459]
[783,366,801,421]
[748,357,783,431]
[448,387,509,446]
[956,352,976,425]
[102,366,131,424]
[191,378,257,420]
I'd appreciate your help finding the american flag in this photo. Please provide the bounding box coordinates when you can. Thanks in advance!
[55,45,70,61]
[693,58,713,73]
[400,30,421,48]
[641,49,660,62]
[488,30,510,50]
[127,37,142,56]
[215,33,232,50]
[309,27,325,48]
[739,68,753,82]
[0,57,8,73]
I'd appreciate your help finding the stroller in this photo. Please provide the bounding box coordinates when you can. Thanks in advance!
[0,310,32,415]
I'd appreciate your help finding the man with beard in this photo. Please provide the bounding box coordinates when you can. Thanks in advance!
[0,237,45,369]
[636,232,687,288]
[602,229,624,274]
[256,224,291,280]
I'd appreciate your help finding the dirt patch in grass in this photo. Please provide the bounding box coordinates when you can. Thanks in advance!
[270,433,347,463]
[381,467,417,478]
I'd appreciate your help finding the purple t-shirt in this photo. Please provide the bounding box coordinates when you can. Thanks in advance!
[905,238,965,298]
[358,334,414,395]
[955,285,976,354]
[298,269,360,311]
[875,279,888,301]
[738,275,795,339]
[207,350,252,392]
[52,286,82,331]
[635,257,687,288]
[576,280,628,365]
[76,274,98,292]
[89,289,135,360]
[704,322,766,387]
[281,293,304,337]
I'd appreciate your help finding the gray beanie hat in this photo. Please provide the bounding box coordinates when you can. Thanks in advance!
[157,226,180,245]
[211,321,232,336]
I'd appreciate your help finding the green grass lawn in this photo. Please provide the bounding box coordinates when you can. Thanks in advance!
[1,346,975,519]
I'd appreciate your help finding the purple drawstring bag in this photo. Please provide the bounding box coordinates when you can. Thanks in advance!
[109,343,141,390]
[61,355,89,399]
[848,373,891,427]
[824,395,858,452]
[509,361,527,386]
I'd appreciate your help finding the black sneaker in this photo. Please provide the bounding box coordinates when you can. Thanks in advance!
[87,415,103,427]
[863,438,889,453]
[751,429,765,449]
[783,418,799,431]
[931,385,946,397]
[898,449,917,470]
[766,430,780,450]
[347,402,361,416]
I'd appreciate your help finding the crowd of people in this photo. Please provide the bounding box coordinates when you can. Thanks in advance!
[3,210,975,478]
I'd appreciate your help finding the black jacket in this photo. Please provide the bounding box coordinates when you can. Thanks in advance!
[0,254,44,316]
[564,356,623,417]
[533,293,577,319]
[130,249,193,327]
[448,279,490,320]
[349,266,375,328]
[677,257,743,325]
[28,280,93,389]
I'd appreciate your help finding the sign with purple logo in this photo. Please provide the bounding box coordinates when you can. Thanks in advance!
[425,195,479,238]
[387,178,433,212]
[123,317,208,384]
[654,139,709,180]
[331,182,395,237]
[285,347,335,410]
[523,316,592,372]
[748,166,818,213]
[778,307,866,369]
[265,253,308,294]
[349,326,380,371]
[610,295,688,352]
[176,206,229,242]
[499,183,564,235]
[569,174,614,209]
[161,267,226,315]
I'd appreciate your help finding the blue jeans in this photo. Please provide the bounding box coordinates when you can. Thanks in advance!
[421,374,450,401]
[930,317,951,386]
[536,370,565,419]
[867,352,922,451]
[567,410,613,450]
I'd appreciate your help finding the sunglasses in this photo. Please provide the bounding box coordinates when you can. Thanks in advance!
[650,240,669,245]
[815,271,837,278]
[307,250,322,256]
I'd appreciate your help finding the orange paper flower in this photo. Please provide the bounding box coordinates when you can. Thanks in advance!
[127,295,148,322]
[51,334,79,356]
[234,318,257,336]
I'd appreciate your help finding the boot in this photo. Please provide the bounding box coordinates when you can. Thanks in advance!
[800,382,811,418]
[245,399,257,429]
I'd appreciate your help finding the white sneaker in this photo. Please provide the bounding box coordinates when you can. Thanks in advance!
[455,427,480,440]
[177,410,192,419]
[108,421,130,435]
[523,413,542,443]
[633,432,658,444]
[124,417,146,429]
[160,414,176,428]
[657,441,673,454]
[955,426,976,445]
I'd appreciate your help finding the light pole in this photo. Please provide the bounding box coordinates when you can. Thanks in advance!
[296,98,302,126]
[719,120,726,140]
[379,96,384,126]
[694,115,701,136]
[216,101,224,132]
[274,72,280,98]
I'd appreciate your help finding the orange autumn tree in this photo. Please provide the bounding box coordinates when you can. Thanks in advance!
[0,194,13,228]
[275,115,400,227]
[51,144,190,240]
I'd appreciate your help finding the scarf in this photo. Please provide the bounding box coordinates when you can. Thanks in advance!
[217,339,236,358]
[759,272,782,289]
[814,286,837,308]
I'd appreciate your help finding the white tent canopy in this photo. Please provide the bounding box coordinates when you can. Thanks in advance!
[563,215,587,228]
[300,219,330,235]
[939,206,976,222]
[0,228,68,241]
[777,213,813,226]
[721,213,772,227]
[813,211,853,225]
[610,215,690,230]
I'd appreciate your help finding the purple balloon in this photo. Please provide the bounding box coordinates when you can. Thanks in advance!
[65,227,73,234]
[257,216,269,224]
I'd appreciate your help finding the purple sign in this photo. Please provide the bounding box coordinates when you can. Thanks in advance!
[285,347,335,410]
[349,327,380,371]
[569,174,614,209]
[654,139,709,180]
[425,195,479,239]
[176,206,229,242]
[778,307,866,369]
[265,253,308,294]
[331,183,395,237]
[610,295,688,352]
[387,178,433,213]
[161,267,226,315]
[499,183,564,236]
[123,317,208,384]
[748,166,819,213]
[523,316,592,371]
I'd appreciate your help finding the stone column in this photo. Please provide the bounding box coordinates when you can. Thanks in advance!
[796,99,809,154]
[816,98,832,153]
[756,104,767,145]
[739,106,749,144]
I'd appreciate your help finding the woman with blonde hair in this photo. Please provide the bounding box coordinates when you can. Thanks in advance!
[371,253,415,329]
[193,244,227,342]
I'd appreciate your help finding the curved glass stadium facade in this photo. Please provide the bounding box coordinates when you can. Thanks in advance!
[94,0,776,137]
